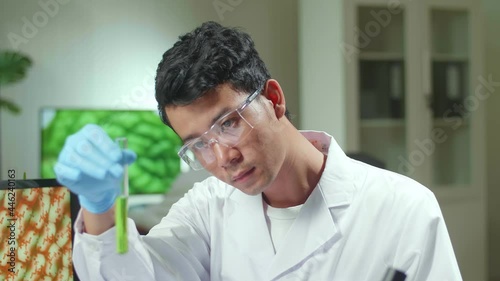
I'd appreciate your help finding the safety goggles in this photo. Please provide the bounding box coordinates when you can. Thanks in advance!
[178,87,262,170]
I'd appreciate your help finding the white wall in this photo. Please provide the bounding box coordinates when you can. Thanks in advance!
[298,0,346,147]
[0,0,299,179]
[0,0,195,178]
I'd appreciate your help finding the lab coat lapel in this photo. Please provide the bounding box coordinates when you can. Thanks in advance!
[226,190,275,272]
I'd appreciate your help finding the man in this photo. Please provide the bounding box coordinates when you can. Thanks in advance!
[54,21,462,280]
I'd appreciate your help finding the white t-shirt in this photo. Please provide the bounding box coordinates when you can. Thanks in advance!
[264,203,303,253]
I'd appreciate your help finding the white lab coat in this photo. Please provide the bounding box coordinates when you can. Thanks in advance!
[73,131,462,281]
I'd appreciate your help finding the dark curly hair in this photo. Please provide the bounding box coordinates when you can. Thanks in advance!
[155,21,288,128]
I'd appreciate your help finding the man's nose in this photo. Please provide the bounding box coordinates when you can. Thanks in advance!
[212,142,241,168]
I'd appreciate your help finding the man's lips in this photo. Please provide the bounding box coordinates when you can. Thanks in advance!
[232,167,255,182]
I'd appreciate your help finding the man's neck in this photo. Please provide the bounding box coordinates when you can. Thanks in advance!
[263,131,327,208]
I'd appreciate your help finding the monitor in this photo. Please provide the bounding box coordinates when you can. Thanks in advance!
[40,108,185,206]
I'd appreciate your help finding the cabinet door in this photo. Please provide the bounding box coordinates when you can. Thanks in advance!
[345,0,410,174]
[422,0,484,189]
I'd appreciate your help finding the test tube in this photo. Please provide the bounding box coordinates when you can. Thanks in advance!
[115,137,128,254]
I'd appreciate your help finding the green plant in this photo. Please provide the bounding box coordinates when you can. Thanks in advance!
[0,51,33,114]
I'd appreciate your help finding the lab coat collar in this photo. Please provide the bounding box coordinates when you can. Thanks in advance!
[301,130,358,209]
[227,131,359,280]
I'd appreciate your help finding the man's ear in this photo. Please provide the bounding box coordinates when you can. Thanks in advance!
[263,79,286,119]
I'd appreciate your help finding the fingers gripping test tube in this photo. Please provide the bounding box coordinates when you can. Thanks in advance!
[115,137,128,254]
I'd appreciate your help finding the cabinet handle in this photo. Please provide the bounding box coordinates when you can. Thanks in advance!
[425,92,434,111]
[422,50,433,112]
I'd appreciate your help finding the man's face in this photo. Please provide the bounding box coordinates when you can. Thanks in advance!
[166,83,287,195]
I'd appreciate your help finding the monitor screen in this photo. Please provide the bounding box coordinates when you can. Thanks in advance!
[40,108,183,197]
[0,181,74,280]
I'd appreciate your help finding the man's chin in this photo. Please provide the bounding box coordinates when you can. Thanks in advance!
[234,183,264,196]
[241,189,263,196]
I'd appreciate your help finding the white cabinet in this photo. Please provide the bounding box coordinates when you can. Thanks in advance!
[342,0,486,280]
[296,0,487,279]
[343,0,486,196]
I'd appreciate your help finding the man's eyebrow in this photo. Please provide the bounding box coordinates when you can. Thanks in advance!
[181,106,232,143]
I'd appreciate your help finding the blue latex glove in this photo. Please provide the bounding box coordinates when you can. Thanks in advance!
[53,124,136,214]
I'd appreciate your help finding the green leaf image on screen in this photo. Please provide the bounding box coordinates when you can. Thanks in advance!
[41,109,182,195]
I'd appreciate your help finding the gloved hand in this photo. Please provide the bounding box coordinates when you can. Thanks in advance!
[53,124,137,214]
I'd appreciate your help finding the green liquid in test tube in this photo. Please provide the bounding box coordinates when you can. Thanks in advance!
[115,137,128,254]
